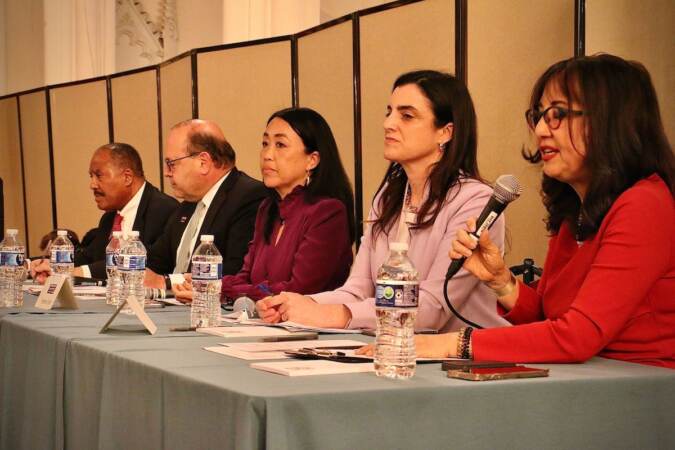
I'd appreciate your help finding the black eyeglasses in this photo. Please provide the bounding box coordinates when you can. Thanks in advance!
[525,105,584,130]
[164,153,199,171]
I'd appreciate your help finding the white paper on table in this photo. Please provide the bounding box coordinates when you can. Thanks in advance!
[156,297,185,306]
[221,317,363,334]
[73,286,107,296]
[203,346,290,360]
[196,326,298,338]
[220,339,365,352]
[250,359,375,376]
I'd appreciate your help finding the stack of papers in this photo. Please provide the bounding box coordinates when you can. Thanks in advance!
[204,339,366,361]
[250,360,375,376]
[220,314,361,334]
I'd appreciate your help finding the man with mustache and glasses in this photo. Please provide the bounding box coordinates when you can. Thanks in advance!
[31,143,178,282]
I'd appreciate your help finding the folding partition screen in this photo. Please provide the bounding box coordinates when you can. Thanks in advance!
[111,68,162,188]
[359,0,454,220]
[586,0,675,142]
[159,55,193,195]
[18,90,52,256]
[1,0,673,267]
[297,19,357,227]
[0,97,26,247]
[468,0,575,266]
[49,80,110,239]
[196,38,293,178]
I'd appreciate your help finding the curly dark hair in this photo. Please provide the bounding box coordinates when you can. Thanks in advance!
[371,70,482,239]
[523,54,674,240]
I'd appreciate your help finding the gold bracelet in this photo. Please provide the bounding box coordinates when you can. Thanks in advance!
[456,328,466,358]
[492,273,516,297]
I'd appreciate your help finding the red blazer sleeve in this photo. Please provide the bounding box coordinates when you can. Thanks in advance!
[472,183,673,363]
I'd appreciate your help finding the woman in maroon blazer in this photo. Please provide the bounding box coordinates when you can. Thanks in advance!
[175,107,354,302]
[360,54,675,368]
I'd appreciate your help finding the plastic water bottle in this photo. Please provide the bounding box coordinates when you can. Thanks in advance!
[0,229,26,307]
[51,230,74,282]
[190,235,222,328]
[375,242,419,379]
[105,231,123,305]
[118,230,146,315]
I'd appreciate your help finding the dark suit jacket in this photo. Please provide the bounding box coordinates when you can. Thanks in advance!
[75,182,179,278]
[147,168,267,277]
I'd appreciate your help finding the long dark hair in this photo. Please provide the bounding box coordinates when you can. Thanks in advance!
[262,107,355,244]
[371,70,481,239]
[523,54,674,240]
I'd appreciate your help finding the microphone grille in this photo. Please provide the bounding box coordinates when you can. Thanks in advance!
[494,175,522,203]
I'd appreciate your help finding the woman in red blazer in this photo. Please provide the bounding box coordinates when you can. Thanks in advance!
[360,54,675,369]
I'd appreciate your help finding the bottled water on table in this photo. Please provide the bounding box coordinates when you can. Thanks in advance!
[190,235,222,328]
[51,230,74,282]
[0,229,26,307]
[375,241,419,379]
[105,231,124,305]
[117,230,146,315]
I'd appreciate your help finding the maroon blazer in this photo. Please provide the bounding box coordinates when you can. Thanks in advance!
[221,186,353,302]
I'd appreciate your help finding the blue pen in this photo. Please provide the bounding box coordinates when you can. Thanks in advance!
[256,283,273,297]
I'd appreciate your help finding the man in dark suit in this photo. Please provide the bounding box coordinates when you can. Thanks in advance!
[144,119,267,290]
[31,143,178,281]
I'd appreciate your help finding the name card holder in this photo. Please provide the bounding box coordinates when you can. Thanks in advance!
[35,275,79,310]
[99,295,158,335]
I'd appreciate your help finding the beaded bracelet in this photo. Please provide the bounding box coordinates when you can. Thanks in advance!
[456,327,474,359]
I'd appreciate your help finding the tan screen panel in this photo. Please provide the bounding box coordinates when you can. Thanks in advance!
[49,81,109,239]
[160,56,193,194]
[197,41,292,179]
[0,97,26,242]
[586,0,675,143]
[19,91,53,256]
[298,21,355,190]
[359,0,454,219]
[111,69,161,187]
[469,0,574,266]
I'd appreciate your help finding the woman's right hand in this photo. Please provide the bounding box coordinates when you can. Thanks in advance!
[450,217,511,291]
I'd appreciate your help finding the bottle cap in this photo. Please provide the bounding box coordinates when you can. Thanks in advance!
[128,230,140,237]
[57,230,68,236]
[112,231,123,238]
[389,242,408,252]
[200,234,214,242]
[6,229,18,235]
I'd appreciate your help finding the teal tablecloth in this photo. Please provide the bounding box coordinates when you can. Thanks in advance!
[1,308,674,450]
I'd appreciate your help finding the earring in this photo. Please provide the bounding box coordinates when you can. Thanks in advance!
[438,142,445,152]
[305,170,311,186]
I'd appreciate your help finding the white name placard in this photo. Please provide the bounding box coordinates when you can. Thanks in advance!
[34,275,78,310]
[99,295,158,335]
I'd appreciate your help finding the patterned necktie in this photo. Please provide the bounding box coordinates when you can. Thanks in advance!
[174,201,206,273]
[112,213,123,232]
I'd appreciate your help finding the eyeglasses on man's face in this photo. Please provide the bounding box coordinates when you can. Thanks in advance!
[164,153,199,172]
[525,105,584,130]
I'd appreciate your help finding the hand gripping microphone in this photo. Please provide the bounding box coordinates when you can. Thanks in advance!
[446,175,522,280]
[443,175,522,329]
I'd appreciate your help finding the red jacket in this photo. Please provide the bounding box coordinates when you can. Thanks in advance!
[473,175,675,369]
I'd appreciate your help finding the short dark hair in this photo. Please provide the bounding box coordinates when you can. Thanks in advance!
[186,132,236,168]
[264,107,355,244]
[99,143,144,178]
[523,53,674,240]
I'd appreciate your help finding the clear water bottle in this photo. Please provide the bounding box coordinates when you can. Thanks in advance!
[375,241,419,379]
[0,229,26,307]
[51,230,74,282]
[190,235,222,328]
[117,230,146,315]
[105,231,123,305]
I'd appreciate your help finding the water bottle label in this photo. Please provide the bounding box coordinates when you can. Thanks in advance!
[51,250,73,264]
[375,281,419,308]
[192,262,222,280]
[106,252,117,268]
[0,251,24,266]
[118,255,146,271]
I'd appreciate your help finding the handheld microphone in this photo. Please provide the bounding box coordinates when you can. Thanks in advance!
[445,175,522,280]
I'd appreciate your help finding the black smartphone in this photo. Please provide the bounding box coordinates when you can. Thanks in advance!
[441,360,516,371]
[447,365,549,381]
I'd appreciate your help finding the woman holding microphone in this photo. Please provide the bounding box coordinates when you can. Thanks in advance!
[359,54,675,368]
